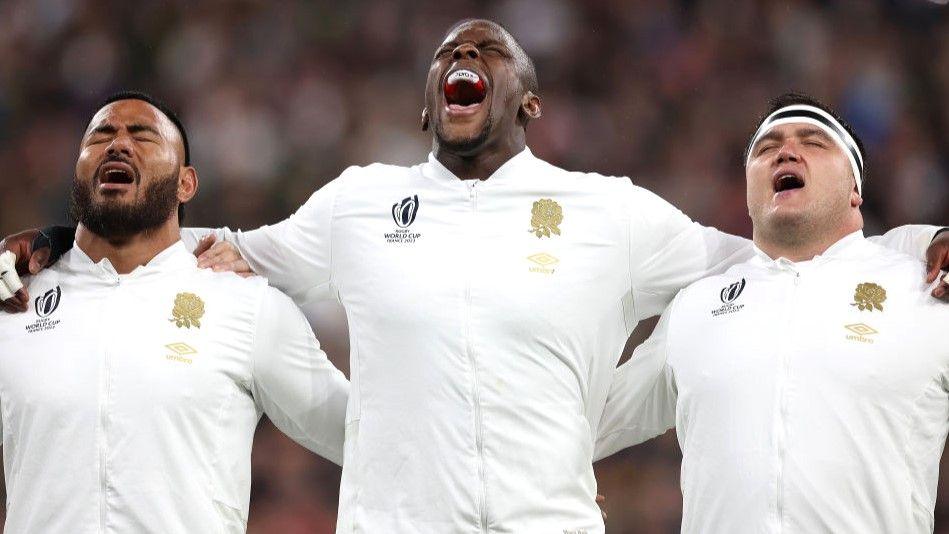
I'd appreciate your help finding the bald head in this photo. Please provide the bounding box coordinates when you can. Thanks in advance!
[444,19,538,94]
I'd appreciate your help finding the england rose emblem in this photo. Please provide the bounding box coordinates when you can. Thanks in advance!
[529,198,563,238]
[170,292,205,329]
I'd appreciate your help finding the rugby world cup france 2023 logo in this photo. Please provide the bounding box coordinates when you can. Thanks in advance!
[35,286,62,318]
[25,286,63,333]
[386,195,422,244]
[711,278,746,317]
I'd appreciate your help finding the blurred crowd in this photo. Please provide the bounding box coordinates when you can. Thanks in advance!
[1,0,948,532]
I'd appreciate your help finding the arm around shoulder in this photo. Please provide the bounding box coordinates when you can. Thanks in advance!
[594,299,678,461]
[627,183,754,319]
[250,286,349,465]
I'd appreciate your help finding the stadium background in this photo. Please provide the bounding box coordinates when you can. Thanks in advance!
[2,0,949,531]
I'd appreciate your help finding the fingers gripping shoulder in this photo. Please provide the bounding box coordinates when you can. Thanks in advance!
[0,251,24,299]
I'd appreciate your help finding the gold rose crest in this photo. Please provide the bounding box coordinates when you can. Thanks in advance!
[170,292,205,329]
[851,282,886,312]
[529,198,563,238]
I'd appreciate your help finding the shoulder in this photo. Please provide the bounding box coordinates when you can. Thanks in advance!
[537,159,635,196]
[533,160,673,220]
[191,267,269,295]
[860,239,925,275]
[188,268,271,315]
[335,162,419,187]
[661,259,760,320]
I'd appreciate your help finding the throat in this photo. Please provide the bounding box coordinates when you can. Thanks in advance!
[433,137,526,181]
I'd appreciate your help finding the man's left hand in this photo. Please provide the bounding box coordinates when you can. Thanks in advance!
[925,230,949,300]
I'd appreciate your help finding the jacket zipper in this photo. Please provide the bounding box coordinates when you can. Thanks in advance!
[98,277,120,531]
[465,181,489,533]
[774,269,799,532]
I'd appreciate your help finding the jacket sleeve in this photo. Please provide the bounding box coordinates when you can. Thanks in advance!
[249,287,350,465]
[594,299,678,461]
[225,174,349,306]
[628,184,754,320]
[866,225,945,259]
[181,170,355,307]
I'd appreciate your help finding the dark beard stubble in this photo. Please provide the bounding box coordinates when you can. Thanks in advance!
[69,170,180,242]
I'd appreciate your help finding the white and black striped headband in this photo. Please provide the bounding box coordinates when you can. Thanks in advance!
[747,104,865,195]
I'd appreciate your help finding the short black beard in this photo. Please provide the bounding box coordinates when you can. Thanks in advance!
[69,171,180,242]
[434,114,493,155]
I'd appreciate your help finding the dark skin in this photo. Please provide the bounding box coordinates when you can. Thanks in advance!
[423,19,541,181]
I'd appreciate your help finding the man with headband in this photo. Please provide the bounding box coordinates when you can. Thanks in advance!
[596,92,949,532]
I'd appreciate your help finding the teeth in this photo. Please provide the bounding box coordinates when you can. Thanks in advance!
[447,69,480,85]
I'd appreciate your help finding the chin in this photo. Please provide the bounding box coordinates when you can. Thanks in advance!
[435,119,491,154]
[766,208,810,230]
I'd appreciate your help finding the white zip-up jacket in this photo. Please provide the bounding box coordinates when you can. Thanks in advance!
[0,241,349,534]
[596,232,949,533]
[192,149,938,533]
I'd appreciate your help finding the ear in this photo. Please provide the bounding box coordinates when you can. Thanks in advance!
[850,189,863,208]
[421,107,430,132]
[521,91,542,120]
[178,166,198,204]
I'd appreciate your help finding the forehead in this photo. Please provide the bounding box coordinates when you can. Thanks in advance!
[86,100,174,135]
[441,21,508,46]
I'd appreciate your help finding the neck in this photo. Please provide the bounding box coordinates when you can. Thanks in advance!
[753,217,862,262]
[433,129,526,181]
[75,218,181,274]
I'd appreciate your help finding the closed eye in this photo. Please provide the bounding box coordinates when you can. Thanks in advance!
[756,144,778,156]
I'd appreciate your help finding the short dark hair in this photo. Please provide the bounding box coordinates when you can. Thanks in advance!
[97,91,191,222]
[746,92,866,181]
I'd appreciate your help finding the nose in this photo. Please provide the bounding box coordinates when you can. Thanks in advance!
[775,143,800,165]
[452,43,480,61]
[105,134,133,159]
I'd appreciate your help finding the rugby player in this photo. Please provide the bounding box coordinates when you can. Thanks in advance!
[0,94,348,533]
[595,93,949,532]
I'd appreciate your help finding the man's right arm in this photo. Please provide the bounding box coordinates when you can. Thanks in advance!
[191,173,348,306]
[250,286,349,465]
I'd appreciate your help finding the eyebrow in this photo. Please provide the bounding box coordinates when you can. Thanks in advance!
[88,123,163,138]
[795,127,833,142]
[751,126,834,153]
[127,123,163,137]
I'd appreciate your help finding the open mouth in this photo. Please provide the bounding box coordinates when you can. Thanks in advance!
[98,161,136,186]
[773,172,805,193]
[443,69,487,110]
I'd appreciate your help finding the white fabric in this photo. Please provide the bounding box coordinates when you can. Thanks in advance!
[0,241,349,534]
[181,148,940,533]
[596,231,949,533]
[187,149,752,533]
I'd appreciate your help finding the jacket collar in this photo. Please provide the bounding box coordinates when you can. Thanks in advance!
[421,147,537,188]
[751,230,871,272]
[63,240,195,281]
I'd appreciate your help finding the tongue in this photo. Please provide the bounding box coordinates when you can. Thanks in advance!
[445,75,486,107]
